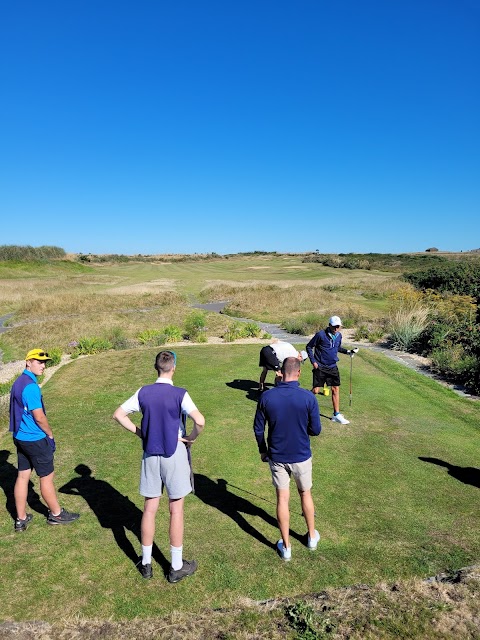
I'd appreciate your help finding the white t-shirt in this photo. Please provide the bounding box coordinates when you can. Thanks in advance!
[271,341,299,364]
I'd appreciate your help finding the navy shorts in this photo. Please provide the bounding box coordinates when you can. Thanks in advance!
[259,346,280,371]
[313,365,341,388]
[14,437,54,477]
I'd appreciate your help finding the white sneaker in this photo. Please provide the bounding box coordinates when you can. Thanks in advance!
[331,413,350,424]
[307,530,320,550]
[276,539,291,561]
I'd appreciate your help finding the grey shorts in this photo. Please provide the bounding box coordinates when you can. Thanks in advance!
[269,457,313,491]
[139,442,192,499]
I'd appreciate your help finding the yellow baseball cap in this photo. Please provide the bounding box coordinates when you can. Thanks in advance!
[25,349,51,361]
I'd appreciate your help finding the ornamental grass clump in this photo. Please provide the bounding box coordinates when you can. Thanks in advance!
[388,305,429,351]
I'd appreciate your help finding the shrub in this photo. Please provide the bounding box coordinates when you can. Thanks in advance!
[183,311,207,341]
[73,337,113,355]
[223,322,245,342]
[163,325,183,343]
[353,323,385,343]
[242,322,262,338]
[137,329,166,347]
[107,327,131,350]
[430,345,477,380]
[45,348,62,367]
[404,261,480,297]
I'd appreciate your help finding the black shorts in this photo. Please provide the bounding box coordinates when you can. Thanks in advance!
[259,346,280,371]
[14,437,54,478]
[313,365,341,388]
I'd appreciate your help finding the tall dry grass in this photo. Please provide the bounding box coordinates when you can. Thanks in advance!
[200,281,395,324]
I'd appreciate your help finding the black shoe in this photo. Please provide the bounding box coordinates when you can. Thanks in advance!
[15,513,33,533]
[138,561,153,579]
[47,508,80,525]
[168,559,197,583]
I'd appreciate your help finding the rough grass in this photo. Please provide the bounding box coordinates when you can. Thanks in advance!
[0,567,478,639]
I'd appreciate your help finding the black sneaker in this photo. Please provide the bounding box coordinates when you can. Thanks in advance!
[15,513,33,533]
[168,559,197,583]
[137,561,153,579]
[47,508,80,525]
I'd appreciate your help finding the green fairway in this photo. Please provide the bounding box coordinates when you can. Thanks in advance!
[0,345,478,621]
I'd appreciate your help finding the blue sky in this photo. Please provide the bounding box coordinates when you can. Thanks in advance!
[1,1,479,255]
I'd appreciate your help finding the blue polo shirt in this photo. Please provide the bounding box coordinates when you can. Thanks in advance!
[10,370,47,442]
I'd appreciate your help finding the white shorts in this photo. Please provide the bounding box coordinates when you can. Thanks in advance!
[139,442,192,499]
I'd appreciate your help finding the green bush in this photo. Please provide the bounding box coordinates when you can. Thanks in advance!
[183,311,207,340]
[405,261,480,296]
[431,346,477,380]
[163,325,183,343]
[73,337,113,356]
[223,322,245,342]
[241,322,262,338]
[137,329,166,346]
[353,323,385,343]
[45,348,63,367]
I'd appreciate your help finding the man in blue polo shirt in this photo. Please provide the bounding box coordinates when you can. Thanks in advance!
[306,315,358,425]
[9,348,80,532]
[113,350,205,583]
[254,357,321,561]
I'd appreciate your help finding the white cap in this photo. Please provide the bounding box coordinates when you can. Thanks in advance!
[300,350,308,362]
[329,315,342,327]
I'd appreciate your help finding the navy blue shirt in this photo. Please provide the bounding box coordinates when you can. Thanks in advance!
[253,381,321,463]
[306,328,348,369]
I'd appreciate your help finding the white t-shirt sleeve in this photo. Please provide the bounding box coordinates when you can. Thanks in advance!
[120,389,141,414]
[181,391,197,416]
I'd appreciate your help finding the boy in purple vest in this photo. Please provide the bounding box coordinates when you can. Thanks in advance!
[9,348,80,532]
[113,350,205,583]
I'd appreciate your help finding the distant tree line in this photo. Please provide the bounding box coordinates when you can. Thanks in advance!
[0,245,66,261]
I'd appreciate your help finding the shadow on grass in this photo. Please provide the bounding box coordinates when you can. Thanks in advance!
[0,449,49,520]
[225,379,262,402]
[194,474,306,549]
[59,464,170,575]
[418,457,480,489]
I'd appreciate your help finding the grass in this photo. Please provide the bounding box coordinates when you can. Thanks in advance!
[0,255,402,360]
[0,345,478,626]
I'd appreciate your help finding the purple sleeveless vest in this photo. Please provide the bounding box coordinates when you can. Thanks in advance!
[138,383,186,456]
[9,373,46,436]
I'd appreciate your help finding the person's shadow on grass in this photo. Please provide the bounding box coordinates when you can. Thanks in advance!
[0,449,48,520]
[418,457,480,489]
[225,379,262,403]
[194,474,306,549]
[59,464,169,575]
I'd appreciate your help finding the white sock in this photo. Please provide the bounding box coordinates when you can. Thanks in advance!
[170,545,183,570]
[142,544,152,565]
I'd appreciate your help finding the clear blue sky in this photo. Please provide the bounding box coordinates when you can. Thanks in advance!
[1,1,479,255]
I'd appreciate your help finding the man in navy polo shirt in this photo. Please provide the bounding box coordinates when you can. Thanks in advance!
[9,348,80,532]
[114,350,205,583]
[306,315,358,425]
[254,357,321,561]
